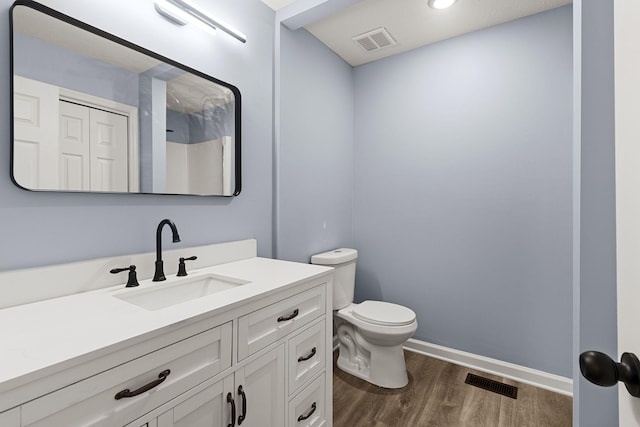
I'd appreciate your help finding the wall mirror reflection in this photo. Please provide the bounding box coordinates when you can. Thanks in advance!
[10,1,241,196]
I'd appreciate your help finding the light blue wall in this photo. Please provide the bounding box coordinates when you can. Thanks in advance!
[166,109,191,144]
[188,104,235,143]
[576,0,618,424]
[13,32,139,107]
[3,1,621,421]
[352,7,573,377]
[139,74,168,193]
[166,106,235,144]
[277,26,354,262]
[1,0,275,271]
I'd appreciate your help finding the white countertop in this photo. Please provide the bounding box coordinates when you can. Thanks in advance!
[0,257,332,406]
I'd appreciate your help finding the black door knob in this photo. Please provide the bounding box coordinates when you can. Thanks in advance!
[579,350,640,397]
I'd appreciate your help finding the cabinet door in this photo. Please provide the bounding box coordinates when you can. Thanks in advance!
[234,345,285,427]
[157,375,234,427]
[0,407,20,427]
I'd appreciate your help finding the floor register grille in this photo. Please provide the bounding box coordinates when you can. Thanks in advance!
[464,373,518,399]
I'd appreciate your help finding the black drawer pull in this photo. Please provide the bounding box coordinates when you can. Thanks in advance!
[114,369,170,400]
[297,402,317,422]
[298,347,317,362]
[227,392,236,427]
[238,385,247,424]
[277,308,299,322]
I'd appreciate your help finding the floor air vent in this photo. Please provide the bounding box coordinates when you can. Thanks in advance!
[464,373,518,399]
[353,27,396,53]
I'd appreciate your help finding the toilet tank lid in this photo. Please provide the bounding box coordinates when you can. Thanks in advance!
[310,248,358,265]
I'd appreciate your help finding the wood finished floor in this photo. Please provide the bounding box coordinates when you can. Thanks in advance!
[333,350,572,427]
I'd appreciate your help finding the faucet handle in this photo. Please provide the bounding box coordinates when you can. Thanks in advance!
[177,256,197,277]
[110,265,140,288]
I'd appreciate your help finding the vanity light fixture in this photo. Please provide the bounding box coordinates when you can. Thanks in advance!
[427,0,457,9]
[154,0,246,43]
[154,0,217,36]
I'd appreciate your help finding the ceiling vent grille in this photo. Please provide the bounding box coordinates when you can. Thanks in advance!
[353,27,396,53]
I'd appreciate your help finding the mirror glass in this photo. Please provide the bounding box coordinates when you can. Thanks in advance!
[11,1,241,196]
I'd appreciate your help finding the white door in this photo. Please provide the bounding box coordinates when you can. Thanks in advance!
[13,76,130,192]
[59,100,90,191]
[59,101,129,192]
[90,108,129,192]
[13,76,59,190]
[615,0,640,424]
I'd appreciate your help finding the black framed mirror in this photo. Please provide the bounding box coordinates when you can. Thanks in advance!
[10,0,241,196]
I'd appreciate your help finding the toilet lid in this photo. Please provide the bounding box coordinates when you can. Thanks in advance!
[352,301,416,326]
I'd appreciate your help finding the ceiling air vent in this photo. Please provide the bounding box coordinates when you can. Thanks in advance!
[353,27,396,53]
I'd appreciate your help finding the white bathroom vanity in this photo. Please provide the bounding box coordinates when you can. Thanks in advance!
[0,239,333,427]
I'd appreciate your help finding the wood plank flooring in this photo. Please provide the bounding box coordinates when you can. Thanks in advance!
[333,350,572,427]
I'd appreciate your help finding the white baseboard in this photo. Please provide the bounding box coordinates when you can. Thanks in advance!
[403,338,573,396]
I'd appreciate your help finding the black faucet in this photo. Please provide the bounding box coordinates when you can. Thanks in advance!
[153,219,181,281]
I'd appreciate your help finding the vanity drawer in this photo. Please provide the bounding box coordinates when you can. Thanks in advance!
[288,320,325,395]
[238,285,326,361]
[21,322,232,427]
[288,373,326,427]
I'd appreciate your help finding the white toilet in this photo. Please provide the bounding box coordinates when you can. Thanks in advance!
[311,248,417,389]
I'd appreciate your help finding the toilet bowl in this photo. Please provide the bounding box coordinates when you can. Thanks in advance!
[310,248,418,389]
[336,301,417,388]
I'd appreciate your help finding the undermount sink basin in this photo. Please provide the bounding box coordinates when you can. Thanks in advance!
[114,274,250,310]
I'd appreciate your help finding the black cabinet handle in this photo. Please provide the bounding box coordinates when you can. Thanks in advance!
[298,347,317,362]
[114,369,170,400]
[238,385,247,425]
[227,392,236,427]
[297,402,317,422]
[277,308,299,322]
[580,351,640,397]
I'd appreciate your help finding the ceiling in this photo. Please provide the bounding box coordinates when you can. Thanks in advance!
[263,0,572,66]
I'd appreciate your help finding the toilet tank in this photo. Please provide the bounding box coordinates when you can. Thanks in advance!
[310,248,358,310]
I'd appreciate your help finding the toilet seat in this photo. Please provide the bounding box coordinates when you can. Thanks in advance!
[352,300,416,327]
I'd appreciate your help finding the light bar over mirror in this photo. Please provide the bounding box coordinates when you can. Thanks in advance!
[10,0,242,196]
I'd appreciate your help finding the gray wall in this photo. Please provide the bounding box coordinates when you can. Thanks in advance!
[352,7,573,377]
[277,26,354,262]
[1,0,275,271]
[576,0,619,424]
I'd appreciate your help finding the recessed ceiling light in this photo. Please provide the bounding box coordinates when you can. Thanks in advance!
[428,0,457,9]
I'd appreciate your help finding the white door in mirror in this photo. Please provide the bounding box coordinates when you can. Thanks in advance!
[89,107,129,192]
[59,101,129,192]
[13,76,59,189]
[14,76,129,192]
